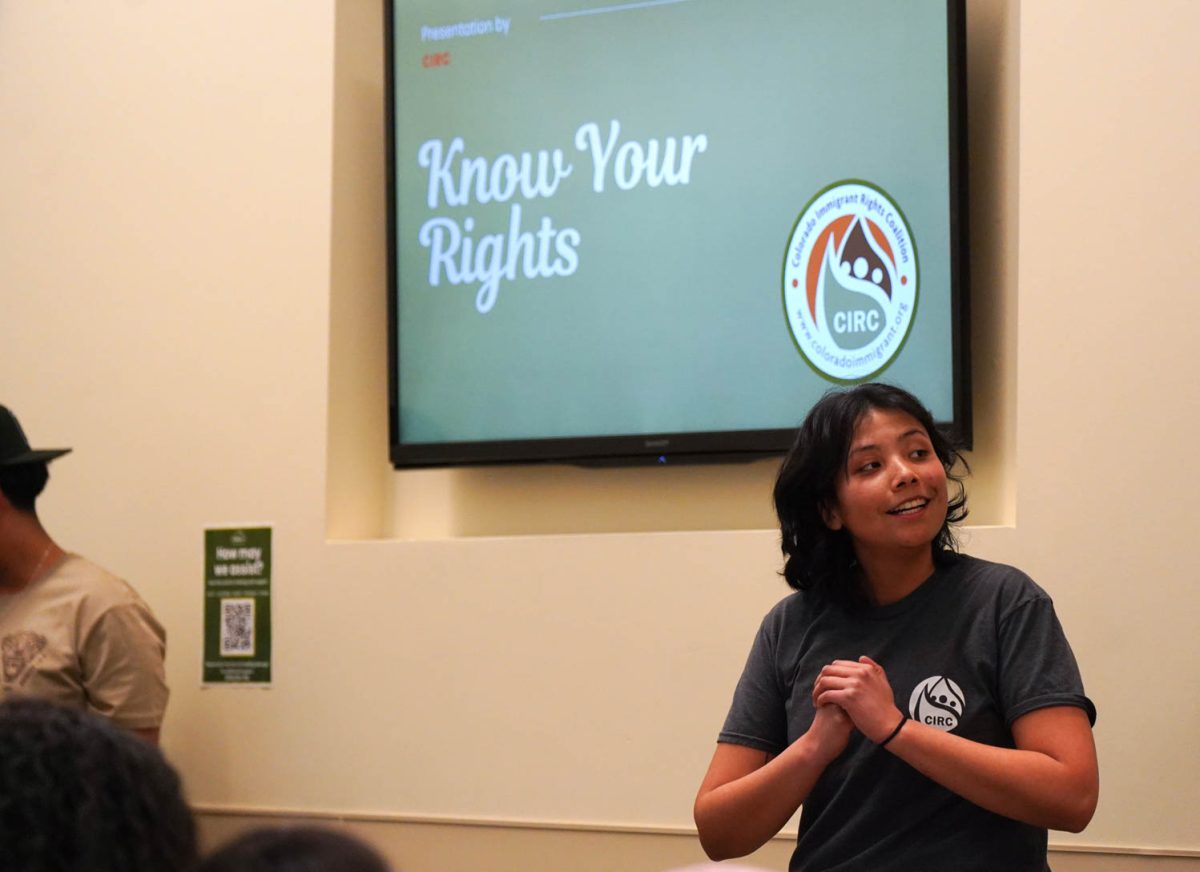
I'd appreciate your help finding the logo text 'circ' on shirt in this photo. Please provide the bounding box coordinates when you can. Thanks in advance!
[908,675,965,731]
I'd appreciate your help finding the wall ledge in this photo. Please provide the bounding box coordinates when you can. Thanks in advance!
[192,805,1199,857]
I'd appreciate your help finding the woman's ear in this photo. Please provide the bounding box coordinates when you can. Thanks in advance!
[819,501,843,531]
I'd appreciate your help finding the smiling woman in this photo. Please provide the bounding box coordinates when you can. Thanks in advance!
[774,383,969,612]
[694,383,1098,872]
[821,406,951,603]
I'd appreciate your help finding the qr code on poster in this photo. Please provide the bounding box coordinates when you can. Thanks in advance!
[220,598,255,656]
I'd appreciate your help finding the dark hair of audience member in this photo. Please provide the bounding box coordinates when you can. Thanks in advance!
[0,697,197,872]
[198,825,392,872]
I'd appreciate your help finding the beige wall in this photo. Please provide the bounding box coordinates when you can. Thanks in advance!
[2,1,1198,869]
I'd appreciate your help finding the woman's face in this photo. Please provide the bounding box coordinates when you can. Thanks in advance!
[823,407,948,562]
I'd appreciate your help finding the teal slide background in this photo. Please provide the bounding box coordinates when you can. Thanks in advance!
[393,0,955,444]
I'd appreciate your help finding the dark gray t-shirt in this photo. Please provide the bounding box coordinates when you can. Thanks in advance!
[719,555,1095,872]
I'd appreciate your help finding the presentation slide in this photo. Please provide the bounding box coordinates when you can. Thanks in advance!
[391,0,958,450]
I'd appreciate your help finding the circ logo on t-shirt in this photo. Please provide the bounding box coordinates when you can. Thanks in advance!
[909,675,965,731]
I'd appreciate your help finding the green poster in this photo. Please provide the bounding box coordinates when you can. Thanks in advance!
[203,527,272,685]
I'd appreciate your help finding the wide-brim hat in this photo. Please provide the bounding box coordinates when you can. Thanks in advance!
[0,405,72,467]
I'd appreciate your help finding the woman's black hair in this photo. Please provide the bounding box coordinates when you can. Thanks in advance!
[773,383,968,610]
[0,461,49,513]
[0,697,197,872]
[198,825,392,872]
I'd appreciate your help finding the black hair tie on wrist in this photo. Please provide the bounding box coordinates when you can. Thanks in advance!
[878,713,907,748]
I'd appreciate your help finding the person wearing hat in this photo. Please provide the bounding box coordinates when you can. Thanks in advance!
[0,405,168,743]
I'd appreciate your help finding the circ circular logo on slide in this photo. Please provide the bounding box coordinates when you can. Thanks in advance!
[781,180,918,383]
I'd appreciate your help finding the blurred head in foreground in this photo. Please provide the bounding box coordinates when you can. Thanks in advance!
[199,825,393,872]
[0,697,196,871]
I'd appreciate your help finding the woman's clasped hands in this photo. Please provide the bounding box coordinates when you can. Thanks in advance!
[811,656,904,745]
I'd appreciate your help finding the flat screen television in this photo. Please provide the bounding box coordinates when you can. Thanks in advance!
[386,0,970,468]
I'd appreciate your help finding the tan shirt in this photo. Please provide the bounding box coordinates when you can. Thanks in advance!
[0,554,168,729]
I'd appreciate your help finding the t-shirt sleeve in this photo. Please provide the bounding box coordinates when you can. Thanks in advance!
[79,601,170,730]
[997,594,1096,727]
[717,614,789,755]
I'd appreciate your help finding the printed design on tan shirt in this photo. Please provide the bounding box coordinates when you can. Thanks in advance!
[2,631,48,686]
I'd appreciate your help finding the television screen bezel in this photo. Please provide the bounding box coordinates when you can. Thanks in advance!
[384,0,971,469]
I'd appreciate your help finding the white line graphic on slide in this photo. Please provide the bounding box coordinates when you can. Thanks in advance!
[541,0,696,22]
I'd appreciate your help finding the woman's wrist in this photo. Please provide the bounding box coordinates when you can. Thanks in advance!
[877,712,908,747]
[800,723,847,766]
